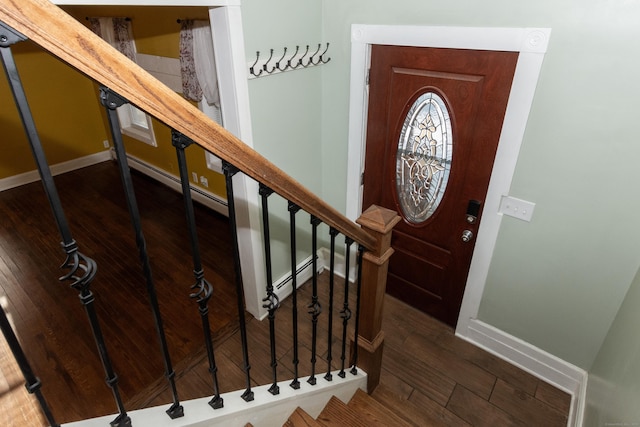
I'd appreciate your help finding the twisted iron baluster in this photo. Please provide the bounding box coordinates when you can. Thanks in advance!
[338,237,354,378]
[172,130,223,409]
[288,201,301,389]
[259,183,280,395]
[324,227,339,382]
[0,22,59,427]
[350,245,365,375]
[0,23,130,427]
[101,88,183,419]
[307,215,322,385]
[222,161,254,402]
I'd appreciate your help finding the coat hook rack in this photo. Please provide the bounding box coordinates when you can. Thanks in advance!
[248,43,330,79]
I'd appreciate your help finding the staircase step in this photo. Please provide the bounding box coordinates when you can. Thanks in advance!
[285,388,425,427]
[316,396,370,427]
[348,388,414,426]
[283,407,323,427]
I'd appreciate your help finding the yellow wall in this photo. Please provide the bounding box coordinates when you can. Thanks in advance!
[1,5,225,199]
[0,40,108,178]
[64,5,226,198]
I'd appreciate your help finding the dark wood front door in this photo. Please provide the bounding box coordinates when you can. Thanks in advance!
[362,45,518,326]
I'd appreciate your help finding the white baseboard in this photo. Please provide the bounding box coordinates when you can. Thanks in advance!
[266,254,322,321]
[457,319,587,427]
[0,150,113,191]
[121,151,228,217]
[258,248,353,321]
[0,151,228,220]
[317,247,348,280]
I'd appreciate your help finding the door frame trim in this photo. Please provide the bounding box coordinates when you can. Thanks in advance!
[346,24,551,334]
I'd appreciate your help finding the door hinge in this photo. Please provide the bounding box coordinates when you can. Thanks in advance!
[360,171,365,185]
[366,68,370,85]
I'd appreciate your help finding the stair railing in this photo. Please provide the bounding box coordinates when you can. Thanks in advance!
[0,0,399,425]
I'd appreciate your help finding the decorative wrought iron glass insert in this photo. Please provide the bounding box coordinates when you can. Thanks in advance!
[396,91,453,224]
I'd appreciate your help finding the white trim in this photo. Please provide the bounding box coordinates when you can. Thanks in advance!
[0,150,112,192]
[575,375,588,427]
[66,369,366,427]
[118,104,158,146]
[317,247,349,280]
[346,23,551,351]
[121,150,228,216]
[459,319,587,427]
[208,6,267,320]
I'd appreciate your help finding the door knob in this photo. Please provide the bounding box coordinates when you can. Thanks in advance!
[461,230,474,243]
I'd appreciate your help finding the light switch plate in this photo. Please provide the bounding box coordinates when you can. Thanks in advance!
[499,196,535,222]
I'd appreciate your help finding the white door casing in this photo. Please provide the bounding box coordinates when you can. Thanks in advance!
[346,25,551,335]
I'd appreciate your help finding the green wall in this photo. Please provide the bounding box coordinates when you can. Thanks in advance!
[242,0,324,278]
[313,0,640,371]
[584,262,640,425]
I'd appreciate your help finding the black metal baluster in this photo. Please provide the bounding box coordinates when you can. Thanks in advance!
[338,237,354,378]
[172,130,223,409]
[0,23,130,427]
[222,161,254,402]
[0,303,59,427]
[259,183,280,395]
[0,23,59,427]
[307,215,321,385]
[350,245,365,375]
[324,227,338,382]
[101,88,183,419]
[288,201,301,389]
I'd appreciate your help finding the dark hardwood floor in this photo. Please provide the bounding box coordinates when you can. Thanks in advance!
[0,161,239,424]
[130,272,572,426]
[0,162,571,426]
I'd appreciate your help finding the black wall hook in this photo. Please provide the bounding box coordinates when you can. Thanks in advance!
[262,49,275,73]
[276,47,289,72]
[250,51,263,77]
[287,45,301,69]
[319,43,331,64]
[308,44,322,66]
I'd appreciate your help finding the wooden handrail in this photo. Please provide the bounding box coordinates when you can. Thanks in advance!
[0,0,376,250]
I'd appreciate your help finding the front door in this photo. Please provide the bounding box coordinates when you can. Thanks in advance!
[362,45,518,326]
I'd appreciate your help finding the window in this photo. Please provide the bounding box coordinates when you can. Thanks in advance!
[396,91,453,223]
[88,16,157,146]
[117,104,157,146]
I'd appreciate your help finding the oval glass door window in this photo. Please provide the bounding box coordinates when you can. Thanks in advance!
[396,91,453,224]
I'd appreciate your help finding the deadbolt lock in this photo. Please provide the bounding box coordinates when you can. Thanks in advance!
[466,200,482,224]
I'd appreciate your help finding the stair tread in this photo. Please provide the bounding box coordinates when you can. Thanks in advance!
[348,388,414,426]
[284,407,323,427]
[316,396,370,427]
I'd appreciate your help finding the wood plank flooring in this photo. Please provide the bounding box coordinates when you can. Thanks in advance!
[0,162,572,425]
[110,271,572,427]
[0,161,239,424]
